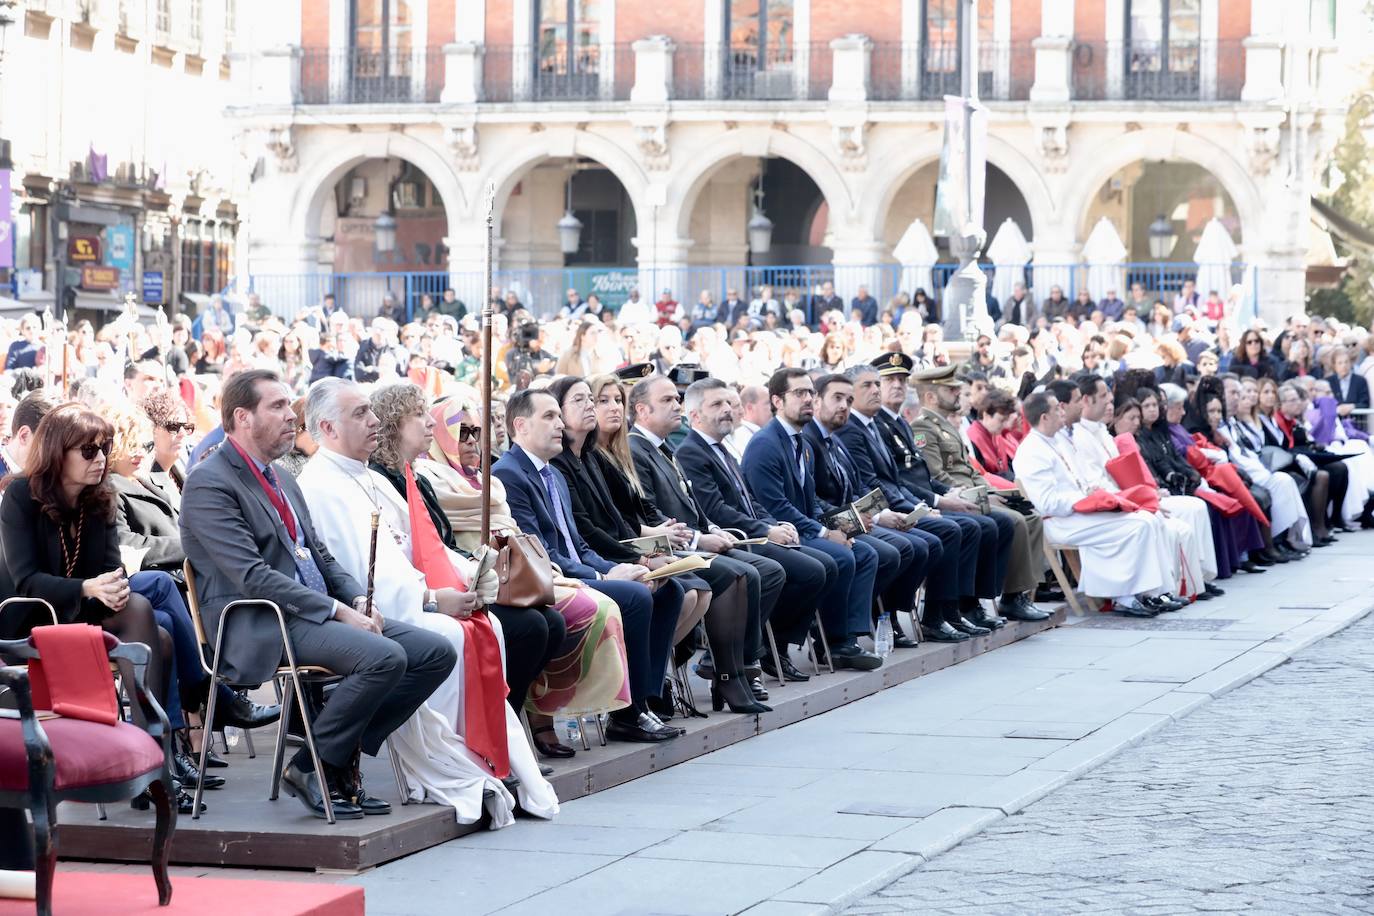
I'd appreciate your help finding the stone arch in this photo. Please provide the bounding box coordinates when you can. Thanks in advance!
[479,128,650,236]
[862,133,1056,249]
[665,127,855,242]
[289,131,467,245]
[1062,128,1261,251]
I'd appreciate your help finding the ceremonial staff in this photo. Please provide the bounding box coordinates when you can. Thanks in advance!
[480,180,496,543]
[364,510,380,617]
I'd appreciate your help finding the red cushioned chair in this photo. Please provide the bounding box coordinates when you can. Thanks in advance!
[0,632,177,916]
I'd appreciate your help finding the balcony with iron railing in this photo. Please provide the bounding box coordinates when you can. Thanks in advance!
[480,44,634,103]
[299,46,444,105]
[869,41,1035,102]
[1070,39,1245,102]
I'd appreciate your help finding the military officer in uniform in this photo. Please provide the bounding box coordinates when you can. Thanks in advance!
[878,358,1050,622]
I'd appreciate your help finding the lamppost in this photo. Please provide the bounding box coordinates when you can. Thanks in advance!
[939,0,992,342]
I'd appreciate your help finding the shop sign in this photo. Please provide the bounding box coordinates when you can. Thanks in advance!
[81,265,121,290]
[68,235,102,263]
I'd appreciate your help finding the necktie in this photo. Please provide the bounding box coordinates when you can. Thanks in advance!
[264,465,329,594]
[539,465,580,561]
[791,433,806,481]
[825,437,852,503]
[865,421,894,475]
[713,442,756,518]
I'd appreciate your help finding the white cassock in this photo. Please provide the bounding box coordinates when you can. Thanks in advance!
[1222,419,1309,547]
[1314,418,1374,525]
[1071,420,1216,595]
[1018,429,1173,599]
[298,449,558,826]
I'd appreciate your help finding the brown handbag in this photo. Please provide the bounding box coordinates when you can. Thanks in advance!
[491,532,556,607]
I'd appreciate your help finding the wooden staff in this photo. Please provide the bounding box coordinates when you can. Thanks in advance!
[480,180,496,544]
[364,510,380,617]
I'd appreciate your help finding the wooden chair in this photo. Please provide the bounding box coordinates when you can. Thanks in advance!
[1042,541,1088,615]
[0,631,176,915]
[182,561,408,824]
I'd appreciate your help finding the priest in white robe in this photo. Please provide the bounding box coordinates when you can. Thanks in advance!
[1069,378,1219,600]
[298,379,558,827]
[1016,391,1174,611]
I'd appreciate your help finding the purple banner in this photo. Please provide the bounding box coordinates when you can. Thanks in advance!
[0,169,11,270]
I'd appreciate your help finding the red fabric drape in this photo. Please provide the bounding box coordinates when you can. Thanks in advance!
[405,464,510,778]
[29,624,119,725]
[1185,434,1268,524]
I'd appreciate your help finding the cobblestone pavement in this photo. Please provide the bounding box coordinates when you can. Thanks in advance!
[845,613,1374,916]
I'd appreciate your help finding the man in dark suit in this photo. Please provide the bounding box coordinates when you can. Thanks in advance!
[676,378,832,681]
[740,369,881,670]
[1328,349,1370,410]
[802,373,928,649]
[627,375,787,680]
[180,369,456,820]
[492,389,684,743]
[838,363,1009,640]
[724,288,749,328]
[850,285,879,326]
[809,281,845,328]
[0,391,51,476]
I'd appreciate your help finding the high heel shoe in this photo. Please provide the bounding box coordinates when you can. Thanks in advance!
[711,673,772,714]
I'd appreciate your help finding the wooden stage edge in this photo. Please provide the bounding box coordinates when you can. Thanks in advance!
[57,607,1066,873]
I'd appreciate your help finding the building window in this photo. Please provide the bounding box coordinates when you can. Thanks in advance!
[155,0,171,38]
[350,0,415,94]
[1125,0,1201,99]
[533,1,601,100]
[225,0,236,50]
[189,0,202,42]
[921,0,994,98]
[722,0,795,99]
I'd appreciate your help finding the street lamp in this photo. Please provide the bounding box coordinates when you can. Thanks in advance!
[747,185,773,256]
[373,212,397,254]
[1147,214,1177,260]
[557,169,582,256]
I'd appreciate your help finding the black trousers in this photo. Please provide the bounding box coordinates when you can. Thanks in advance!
[750,542,831,650]
[487,604,567,713]
[1298,450,1350,525]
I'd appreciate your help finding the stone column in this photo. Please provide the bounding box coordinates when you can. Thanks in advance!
[828,35,871,103]
[631,36,674,104]
[441,42,482,104]
[1030,0,1073,103]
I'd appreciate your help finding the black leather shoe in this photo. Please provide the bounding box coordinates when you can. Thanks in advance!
[892,631,920,648]
[645,710,686,737]
[214,689,282,731]
[748,675,770,702]
[202,744,228,768]
[1034,583,1065,603]
[539,764,554,777]
[351,782,392,816]
[953,617,991,637]
[828,643,882,670]
[921,622,970,642]
[968,609,1007,630]
[760,655,810,682]
[645,690,675,721]
[280,763,363,820]
[605,712,679,743]
[1203,583,1224,597]
[174,751,224,790]
[132,779,205,815]
[1239,560,1267,572]
[1000,595,1051,621]
[1112,600,1157,618]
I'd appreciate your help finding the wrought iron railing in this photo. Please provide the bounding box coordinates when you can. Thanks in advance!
[1071,39,1244,101]
[299,46,443,104]
[869,41,1034,102]
[480,44,634,103]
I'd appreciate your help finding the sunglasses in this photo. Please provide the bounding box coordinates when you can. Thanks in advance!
[74,441,112,461]
[162,422,196,434]
[458,424,481,443]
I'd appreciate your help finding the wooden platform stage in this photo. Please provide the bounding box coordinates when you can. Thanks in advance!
[56,608,1064,872]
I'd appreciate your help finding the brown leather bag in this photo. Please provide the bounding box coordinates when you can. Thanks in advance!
[491,532,555,607]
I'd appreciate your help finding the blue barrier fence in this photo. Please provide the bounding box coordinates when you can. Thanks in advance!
[230,261,1258,324]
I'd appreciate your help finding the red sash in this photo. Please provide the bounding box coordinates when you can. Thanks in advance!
[228,438,297,541]
[405,464,510,778]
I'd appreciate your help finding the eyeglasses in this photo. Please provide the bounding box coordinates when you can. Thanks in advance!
[74,441,112,461]
[458,425,481,443]
[162,422,196,435]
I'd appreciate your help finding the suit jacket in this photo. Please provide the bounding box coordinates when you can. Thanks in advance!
[179,442,363,686]
[740,419,822,539]
[0,476,122,624]
[673,430,773,538]
[629,432,711,533]
[881,408,950,500]
[997,295,1039,329]
[835,413,925,512]
[492,444,613,580]
[147,459,186,514]
[111,473,186,571]
[1328,373,1371,410]
[726,300,748,327]
[851,296,879,326]
[800,421,859,514]
[551,446,640,565]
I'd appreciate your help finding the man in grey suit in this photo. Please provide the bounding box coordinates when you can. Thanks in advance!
[180,369,455,821]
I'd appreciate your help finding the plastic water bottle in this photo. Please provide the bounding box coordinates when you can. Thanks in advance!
[561,716,582,746]
[875,616,894,658]
[223,725,242,750]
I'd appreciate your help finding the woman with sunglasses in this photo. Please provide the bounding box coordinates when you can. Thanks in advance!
[1230,330,1279,380]
[141,388,195,497]
[0,405,206,812]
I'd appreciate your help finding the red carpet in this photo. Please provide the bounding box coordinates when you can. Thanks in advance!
[0,872,363,915]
